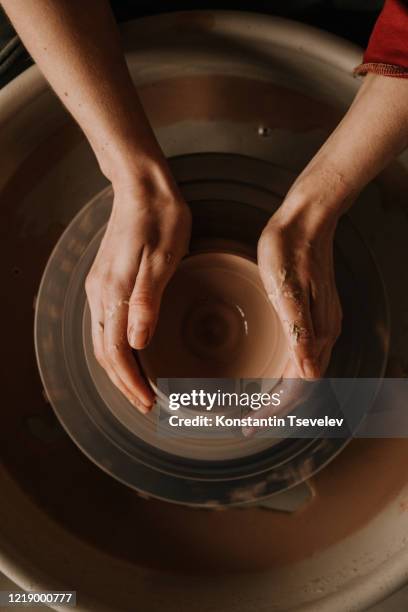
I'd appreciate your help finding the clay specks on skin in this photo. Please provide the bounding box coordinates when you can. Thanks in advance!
[290,322,302,344]
[112,331,129,353]
[282,287,302,304]
[105,298,130,320]
[268,266,303,312]
[289,321,308,345]
[266,267,288,306]
[278,266,288,285]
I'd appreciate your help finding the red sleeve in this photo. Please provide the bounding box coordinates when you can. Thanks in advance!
[355,0,408,78]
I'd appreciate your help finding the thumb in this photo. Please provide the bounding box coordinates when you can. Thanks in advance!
[127,252,176,350]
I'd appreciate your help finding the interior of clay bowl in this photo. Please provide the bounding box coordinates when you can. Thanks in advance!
[3,10,408,612]
[139,251,289,381]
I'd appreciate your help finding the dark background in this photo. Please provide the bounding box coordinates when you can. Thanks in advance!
[0,1,383,88]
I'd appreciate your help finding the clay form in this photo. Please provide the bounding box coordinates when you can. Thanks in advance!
[139,252,289,381]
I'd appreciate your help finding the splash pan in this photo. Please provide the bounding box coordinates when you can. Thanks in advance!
[34,153,388,506]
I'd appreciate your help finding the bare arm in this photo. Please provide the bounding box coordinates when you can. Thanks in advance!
[259,73,408,378]
[2,0,191,411]
[2,0,163,182]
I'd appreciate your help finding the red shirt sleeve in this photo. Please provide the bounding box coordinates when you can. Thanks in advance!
[355,0,408,77]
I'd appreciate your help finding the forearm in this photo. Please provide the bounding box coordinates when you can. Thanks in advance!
[1,0,170,188]
[279,73,408,225]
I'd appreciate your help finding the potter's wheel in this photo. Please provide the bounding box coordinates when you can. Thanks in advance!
[35,153,388,506]
[6,11,408,611]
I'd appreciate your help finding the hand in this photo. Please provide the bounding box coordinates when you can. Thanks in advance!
[254,71,408,383]
[85,176,191,413]
[258,202,342,379]
[242,363,315,437]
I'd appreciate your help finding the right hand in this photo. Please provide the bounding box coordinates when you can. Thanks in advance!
[85,175,191,414]
[245,200,342,437]
[258,203,342,379]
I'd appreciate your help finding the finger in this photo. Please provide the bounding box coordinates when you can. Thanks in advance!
[104,364,151,414]
[86,287,144,408]
[270,278,318,379]
[85,275,107,366]
[308,278,330,376]
[88,301,106,367]
[317,344,332,377]
[258,242,319,378]
[317,302,342,375]
[310,278,342,375]
[127,248,178,349]
[103,293,155,410]
[242,362,314,437]
[270,360,313,415]
[86,272,153,410]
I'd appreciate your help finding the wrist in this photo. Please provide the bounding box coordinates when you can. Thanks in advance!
[109,156,184,211]
[97,138,166,184]
[269,203,338,242]
[87,107,173,195]
[271,188,342,239]
[276,161,357,229]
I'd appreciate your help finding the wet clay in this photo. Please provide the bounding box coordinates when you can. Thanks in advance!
[140,252,289,380]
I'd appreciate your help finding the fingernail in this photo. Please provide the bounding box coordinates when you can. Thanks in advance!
[129,326,149,349]
[302,359,319,380]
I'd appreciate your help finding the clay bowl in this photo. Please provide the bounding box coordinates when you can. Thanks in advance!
[139,251,289,385]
